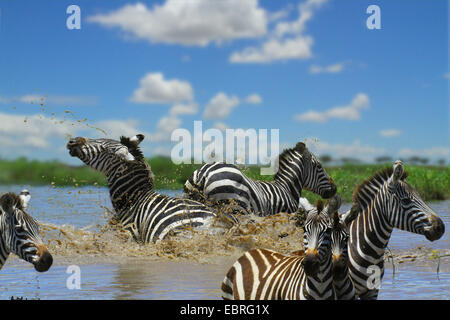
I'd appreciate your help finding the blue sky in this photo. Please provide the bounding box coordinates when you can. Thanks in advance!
[0,0,448,165]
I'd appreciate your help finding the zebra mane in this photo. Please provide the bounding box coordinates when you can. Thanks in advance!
[278,142,308,162]
[353,167,408,209]
[120,136,145,161]
[0,193,24,212]
[275,142,309,180]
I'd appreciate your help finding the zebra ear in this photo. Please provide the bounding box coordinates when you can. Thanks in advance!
[294,142,306,153]
[392,160,404,184]
[340,203,360,226]
[130,134,144,146]
[326,194,342,218]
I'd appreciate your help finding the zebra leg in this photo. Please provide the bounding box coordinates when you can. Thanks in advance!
[221,265,236,300]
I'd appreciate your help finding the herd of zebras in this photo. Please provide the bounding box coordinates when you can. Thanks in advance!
[0,134,445,300]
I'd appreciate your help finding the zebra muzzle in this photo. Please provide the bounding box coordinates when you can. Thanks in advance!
[302,252,320,277]
[34,244,53,272]
[424,215,445,241]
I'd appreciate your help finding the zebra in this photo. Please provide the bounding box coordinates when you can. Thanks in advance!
[297,195,359,300]
[0,192,53,272]
[221,196,341,300]
[183,141,336,216]
[348,160,445,299]
[67,134,233,244]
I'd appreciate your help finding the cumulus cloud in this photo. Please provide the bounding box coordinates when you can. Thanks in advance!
[169,102,198,116]
[245,94,263,104]
[294,93,370,123]
[148,115,182,142]
[230,35,313,63]
[130,72,194,104]
[306,139,386,162]
[379,129,402,138]
[203,92,241,120]
[87,0,267,47]
[309,62,345,74]
[229,0,328,63]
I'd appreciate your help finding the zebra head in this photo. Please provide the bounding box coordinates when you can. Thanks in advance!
[67,134,145,174]
[0,193,53,272]
[328,197,360,280]
[277,142,336,200]
[301,199,333,277]
[386,161,445,241]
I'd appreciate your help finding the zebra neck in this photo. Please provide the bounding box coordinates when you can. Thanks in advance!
[0,233,10,270]
[272,174,302,203]
[105,162,155,214]
[333,269,356,300]
[356,193,394,260]
[303,255,334,299]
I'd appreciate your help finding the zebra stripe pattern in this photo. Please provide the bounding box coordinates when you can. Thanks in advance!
[221,198,337,300]
[67,134,227,244]
[347,161,445,299]
[184,142,336,216]
[0,192,53,272]
[298,196,358,300]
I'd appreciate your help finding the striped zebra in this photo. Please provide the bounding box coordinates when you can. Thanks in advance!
[297,196,359,300]
[183,142,336,216]
[221,196,341,300]
[0,192,53,272]
[67,134,231,244]
[348,161,445,299]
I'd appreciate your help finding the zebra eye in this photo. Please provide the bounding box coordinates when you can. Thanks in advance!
[401,198,412,206]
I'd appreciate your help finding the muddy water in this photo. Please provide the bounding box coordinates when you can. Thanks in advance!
[0,186,448,300]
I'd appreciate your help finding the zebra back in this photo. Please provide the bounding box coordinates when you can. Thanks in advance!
[67,135,226,243]
[184,142,336,216]
[221,200,335,300]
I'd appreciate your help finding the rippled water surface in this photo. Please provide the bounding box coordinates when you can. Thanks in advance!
[0,185,448,300]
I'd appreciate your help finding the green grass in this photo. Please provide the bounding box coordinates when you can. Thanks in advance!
[0,157,448,202]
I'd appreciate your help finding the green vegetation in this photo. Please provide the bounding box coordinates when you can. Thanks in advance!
[0,157,448,202]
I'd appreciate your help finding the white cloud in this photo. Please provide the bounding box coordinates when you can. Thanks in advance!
[229,0,328,63]
[398,147,450,159]
[203,92,241,120]
[444,72,450,79]
[130,72,194,104]
[87,0,267,47]
[245,93,263,104]
[294,93,370,123]
[306,139,386,162]
[230,35,313,63]
[0,94,98,106]
[309,62,344,74]
[169,102,198,116]
[379,129,402,138]
[149,115,182,142]
[95,119,151,139]
[212,122,229,131]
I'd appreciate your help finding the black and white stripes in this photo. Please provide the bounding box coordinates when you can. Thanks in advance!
[0,192,53,272]
[347,161,445,299]
[67,134,226,244]
[221,195,354,300]
[184,142,336,216]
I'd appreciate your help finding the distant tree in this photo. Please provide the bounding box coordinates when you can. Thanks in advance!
[437,158,446,166]
[320,154,332,165]
[408,156,422,165]
[340,157,361,164]
[375,156,393,163]
[419,158,429,165]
